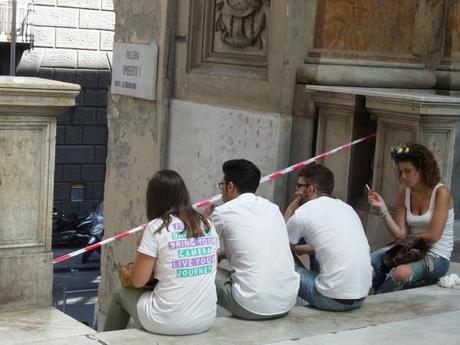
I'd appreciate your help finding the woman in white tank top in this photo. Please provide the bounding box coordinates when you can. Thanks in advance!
[367,143,454,293]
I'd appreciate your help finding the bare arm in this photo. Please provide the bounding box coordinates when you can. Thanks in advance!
[292,243,314,255]
[368,189,407,240]
[414,186,451,244]
[284,196,302,221]
[131,252,156,288]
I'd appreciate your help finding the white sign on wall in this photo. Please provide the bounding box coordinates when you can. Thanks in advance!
[111,42,158,100]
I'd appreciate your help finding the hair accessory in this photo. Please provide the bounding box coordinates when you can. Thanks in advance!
[390,144,410,160]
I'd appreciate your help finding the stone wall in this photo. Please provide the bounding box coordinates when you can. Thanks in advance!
[167,99,292,207]
[97,0,174,323]
[171,0,315,206]
[17,0,114,216]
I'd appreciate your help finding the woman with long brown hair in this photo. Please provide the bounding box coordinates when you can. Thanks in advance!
[104,170,219,334]
[368,143,454,293]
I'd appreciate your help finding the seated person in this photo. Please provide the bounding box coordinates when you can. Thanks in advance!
[285,180,318,271]
[104,170,219,335]
[286,163,372,311]
[205,159,300,320]
[368,143,454,293]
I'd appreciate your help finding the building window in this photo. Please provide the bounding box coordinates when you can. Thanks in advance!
[70,183,85,202]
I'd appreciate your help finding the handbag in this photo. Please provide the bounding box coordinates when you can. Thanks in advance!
[118,263,157,289]
[118,263,135,288]
[381,237,430,272]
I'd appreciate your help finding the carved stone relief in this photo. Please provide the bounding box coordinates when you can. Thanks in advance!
[189,0,270,71]
[215,0,267,49]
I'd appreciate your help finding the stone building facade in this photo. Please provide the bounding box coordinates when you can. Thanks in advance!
[96,0,460,325]
[17,0,114,216]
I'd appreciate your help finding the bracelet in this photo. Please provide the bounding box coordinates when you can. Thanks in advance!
[379,207,388,218]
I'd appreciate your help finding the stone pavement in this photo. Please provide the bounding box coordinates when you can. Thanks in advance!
[3,263,460,345]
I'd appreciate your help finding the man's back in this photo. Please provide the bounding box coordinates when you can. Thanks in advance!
[212,193,300,315]
[287,196,372,299]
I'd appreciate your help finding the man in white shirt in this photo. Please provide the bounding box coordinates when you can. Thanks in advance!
[286,163,372,311]
[205,159,300,320]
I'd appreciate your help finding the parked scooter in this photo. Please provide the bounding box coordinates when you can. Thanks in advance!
[52,209,93,247]
[81,202,104,263]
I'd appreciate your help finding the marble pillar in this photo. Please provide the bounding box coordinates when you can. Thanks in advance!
[0,77,80,311]
[308,86,376,205]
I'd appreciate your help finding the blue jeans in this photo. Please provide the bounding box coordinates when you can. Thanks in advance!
[371,248,450,293]
[295,266,365,311]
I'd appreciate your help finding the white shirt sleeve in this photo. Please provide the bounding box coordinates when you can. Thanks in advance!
[211,208,225,236]
[206,218,220,251]
[286,212,304,244]
[137,220,161,258]
[211,209,226,255]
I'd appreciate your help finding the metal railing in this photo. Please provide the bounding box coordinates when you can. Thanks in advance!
[0,0,34,44]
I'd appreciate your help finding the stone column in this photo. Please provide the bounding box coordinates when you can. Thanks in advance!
[307,85,376,205]
[0,77,80,311]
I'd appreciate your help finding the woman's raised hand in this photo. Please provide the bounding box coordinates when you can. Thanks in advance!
[367,190,386,209]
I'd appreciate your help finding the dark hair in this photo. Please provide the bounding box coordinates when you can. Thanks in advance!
[298,163,334,195]
[222,159,261,194]
[390,143,440,188]
[146,170,210,238]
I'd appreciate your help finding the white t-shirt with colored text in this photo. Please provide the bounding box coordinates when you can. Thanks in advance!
[212,193,300,315]
[137,216,219,335]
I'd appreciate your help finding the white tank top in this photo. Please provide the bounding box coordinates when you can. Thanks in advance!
[405,183,454,260]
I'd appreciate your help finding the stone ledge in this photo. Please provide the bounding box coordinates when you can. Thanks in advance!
[276,310,460,345]
[0,80,80,110]
[0,306,95,345]
[5,263,460,344]
[58,282,460,345]
[92,263,460,344]
[297,61,436,89]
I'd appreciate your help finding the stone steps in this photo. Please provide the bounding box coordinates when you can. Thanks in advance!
[4,263,460,345]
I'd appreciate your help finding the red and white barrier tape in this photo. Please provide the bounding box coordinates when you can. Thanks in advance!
[53,133,376,264]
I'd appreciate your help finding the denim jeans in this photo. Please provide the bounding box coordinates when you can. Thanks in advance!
[295,266,365,311]
[371,248,450,293]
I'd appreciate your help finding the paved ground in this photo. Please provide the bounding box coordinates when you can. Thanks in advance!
[52,246,101,328]
[451,240,460,262]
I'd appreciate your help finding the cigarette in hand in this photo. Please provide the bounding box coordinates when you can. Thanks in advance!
[365,184,371,192]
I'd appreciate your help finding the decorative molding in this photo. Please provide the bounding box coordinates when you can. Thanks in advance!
[297,61,437,89]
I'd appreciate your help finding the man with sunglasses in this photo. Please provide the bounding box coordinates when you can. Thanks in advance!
[285,163,372,311]
[204,159,300,320]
